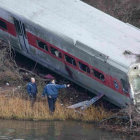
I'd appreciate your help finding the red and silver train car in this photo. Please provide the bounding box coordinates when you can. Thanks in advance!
[0,0,140,109]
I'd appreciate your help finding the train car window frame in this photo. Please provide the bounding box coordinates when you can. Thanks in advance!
[50,46,62,59]
[0,19,7,30]
[37,40,48,51]
[114,80,119,89]
[93,69,105,82]
[22,23,27,38]
[78,61,90,73]
[13,19,22,35]
[65,54,77,66]
[120,79,129,94]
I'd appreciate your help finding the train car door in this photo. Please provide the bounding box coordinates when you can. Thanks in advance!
[13,17,29,52]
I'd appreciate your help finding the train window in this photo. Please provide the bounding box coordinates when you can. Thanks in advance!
[121,79,129,93]
[65,55,76,66]
[114,80,119,89]
[50,46,62,58]
[37,40,48,51]
[79,62,90,73]
[93,69,105,81]
[0,19,7,30]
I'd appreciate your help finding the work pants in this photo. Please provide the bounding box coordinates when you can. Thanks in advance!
[29,94,36,108]
[47,97,57,112]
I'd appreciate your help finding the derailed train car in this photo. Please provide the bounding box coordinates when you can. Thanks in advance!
[0,0,140,109]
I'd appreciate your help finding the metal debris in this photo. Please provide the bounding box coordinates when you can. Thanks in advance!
[67,93,104,110]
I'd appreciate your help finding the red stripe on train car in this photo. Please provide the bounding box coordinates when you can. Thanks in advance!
[0,17,16,36]
[7,22,16,36]
[26,31,130,97]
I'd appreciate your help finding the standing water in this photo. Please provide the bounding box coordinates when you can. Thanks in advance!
[0,120,135,140]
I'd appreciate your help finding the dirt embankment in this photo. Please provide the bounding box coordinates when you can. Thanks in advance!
[83,0,140,28]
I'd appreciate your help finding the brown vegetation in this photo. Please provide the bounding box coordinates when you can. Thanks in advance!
[83,0,140,28]
[0,91,111,121]
[99,105,140,136]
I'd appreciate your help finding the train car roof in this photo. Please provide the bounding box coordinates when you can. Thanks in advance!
[0,0,140,68]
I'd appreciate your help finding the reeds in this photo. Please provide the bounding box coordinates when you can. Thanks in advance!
[0,93,111,122]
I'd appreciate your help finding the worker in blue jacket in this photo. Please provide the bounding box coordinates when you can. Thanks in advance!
[27,77,38,107]
[42,78,70,113]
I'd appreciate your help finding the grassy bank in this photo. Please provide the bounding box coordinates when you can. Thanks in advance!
[0,93,111,122]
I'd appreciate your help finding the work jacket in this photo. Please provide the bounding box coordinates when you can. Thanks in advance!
[42,82,66,98]
[27,82,38,96]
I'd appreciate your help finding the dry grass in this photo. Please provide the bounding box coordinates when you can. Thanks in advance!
[0,93,111,122]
